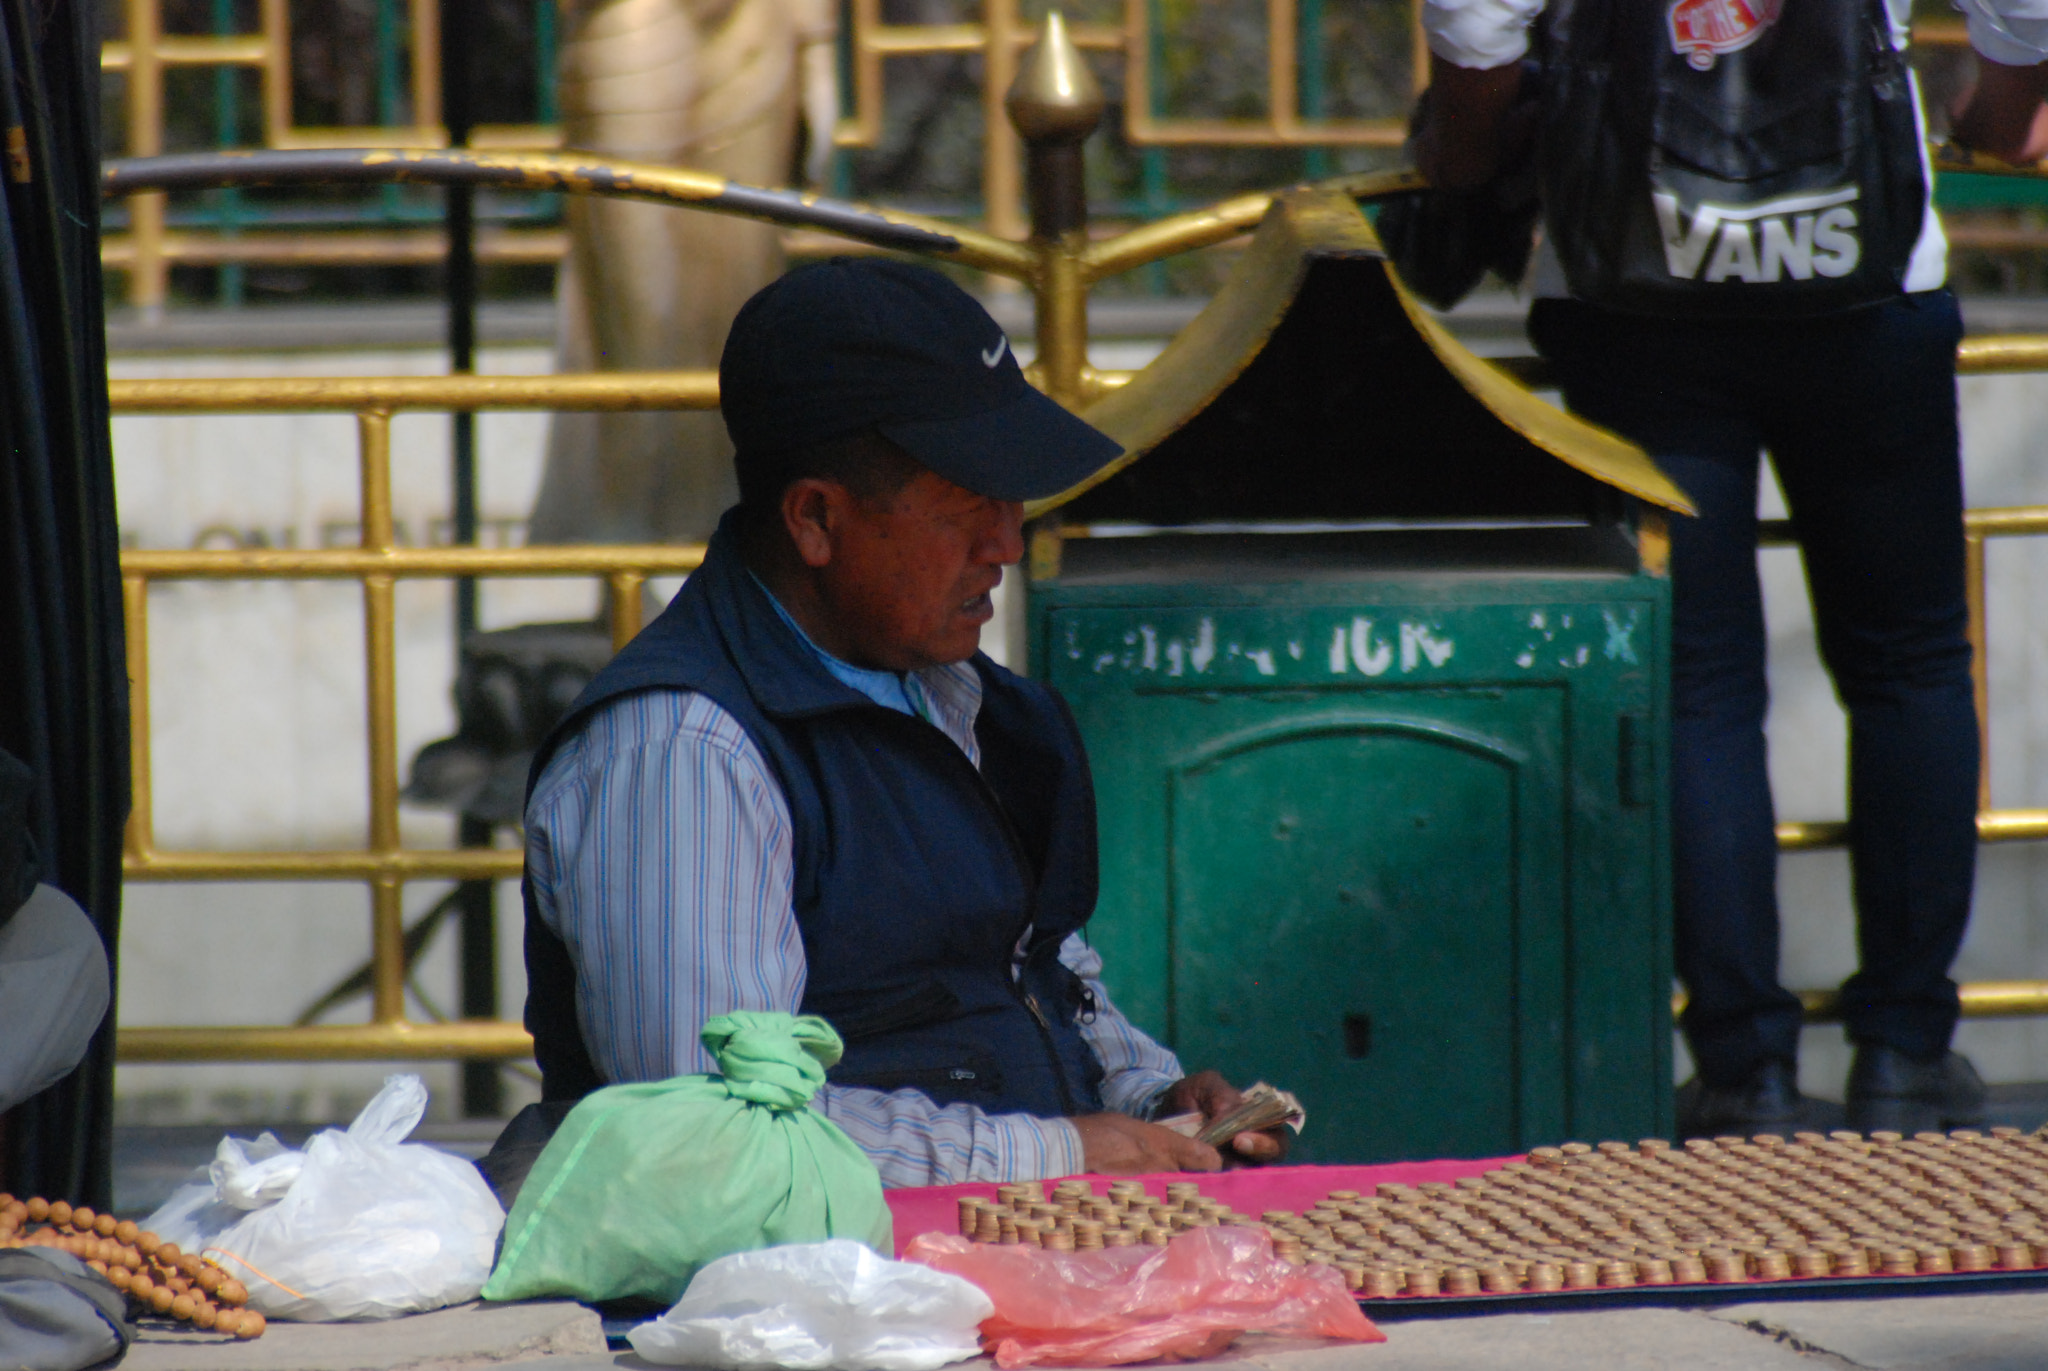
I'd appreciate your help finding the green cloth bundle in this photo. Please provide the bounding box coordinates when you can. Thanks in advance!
[481,1012,893,1306]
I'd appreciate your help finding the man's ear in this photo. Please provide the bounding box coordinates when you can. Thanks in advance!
[780,478,842,569]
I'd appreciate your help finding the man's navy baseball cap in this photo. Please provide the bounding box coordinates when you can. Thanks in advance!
[719,258,1122,502]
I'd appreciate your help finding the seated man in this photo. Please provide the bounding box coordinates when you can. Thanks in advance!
[522,258,1281,1186]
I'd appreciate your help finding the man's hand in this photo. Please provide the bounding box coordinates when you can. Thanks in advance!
[1413,56,1526,190]
[1072,1113,1222,1174]
[1158,1070,1291,1165]
[1951,58,2048,165]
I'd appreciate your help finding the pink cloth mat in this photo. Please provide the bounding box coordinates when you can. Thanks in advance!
[885,1157,1522,1256]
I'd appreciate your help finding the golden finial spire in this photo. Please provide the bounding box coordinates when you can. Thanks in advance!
[1006,11,1105,144]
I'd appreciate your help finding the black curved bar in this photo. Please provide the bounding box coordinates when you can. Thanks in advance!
[101,148,963,256]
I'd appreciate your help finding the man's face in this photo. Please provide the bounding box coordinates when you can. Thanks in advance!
[798,468,1026,673]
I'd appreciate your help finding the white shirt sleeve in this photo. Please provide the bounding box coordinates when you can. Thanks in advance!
[1059,934,1186,1118]
[525,688,1089,1188]
[1957,0,2048,66]
[1423,0,1548,70]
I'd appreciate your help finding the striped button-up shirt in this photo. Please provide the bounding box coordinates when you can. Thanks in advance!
[525,641,1185,1188]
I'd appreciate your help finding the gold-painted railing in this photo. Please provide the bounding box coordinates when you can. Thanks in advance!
[115,376,713,1064]
[110,397,2048,1066]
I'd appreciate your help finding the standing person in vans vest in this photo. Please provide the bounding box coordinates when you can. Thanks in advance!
[520,259,1289,1186]
[1412,0,2048,1136]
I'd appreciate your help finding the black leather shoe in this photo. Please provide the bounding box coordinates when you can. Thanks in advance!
[1845,1046,1987,1134]
[1675,1057,1803,1139]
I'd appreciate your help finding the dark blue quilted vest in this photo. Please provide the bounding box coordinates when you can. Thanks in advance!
[522,510,1107,1120]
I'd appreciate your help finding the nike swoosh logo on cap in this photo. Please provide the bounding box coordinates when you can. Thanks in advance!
[981,337,1008,368]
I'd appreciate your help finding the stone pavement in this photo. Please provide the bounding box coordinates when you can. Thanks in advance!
[122,1300,608,1371]
[114,1289,2048,1371]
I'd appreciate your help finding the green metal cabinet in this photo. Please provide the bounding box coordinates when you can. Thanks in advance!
[1032,573,1668,1162]
[1023,189,1694,1161]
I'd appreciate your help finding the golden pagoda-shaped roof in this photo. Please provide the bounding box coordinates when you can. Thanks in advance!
[1032,188,1693,526]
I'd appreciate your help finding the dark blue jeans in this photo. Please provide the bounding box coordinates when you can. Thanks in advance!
[1530,290,1978,1087]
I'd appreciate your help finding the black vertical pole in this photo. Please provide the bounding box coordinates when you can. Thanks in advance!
[444,1,477,610]
[441,0,500,1118]
[0,0,127,1208]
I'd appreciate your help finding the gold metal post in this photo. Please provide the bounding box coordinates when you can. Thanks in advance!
[100,35,270,70]
[122,545,705,579]
[122,574,153,863]
[1967,504,2048,535]
[119,1020,535,1062]
[1028,520,1064,582]
[358,410,406,1025]
[1677,981,2048,1023]
[1777,810,2048,849]
[1269,0,1299,139]
[839,0,885,146]
[1776,820,1850,850]
[1981,808,2048,841]
[1079,170,1424,283]
[126,849,523,882]
[983,0,1026,245]
[1967,531,1990,810]
[101,226,570,270]
[1960,335,2048,373]
[122,0,166,310]
[259,0,292,147]
[1410,0,1432,104]
[358,408,396,567]
[1637,509,1671,579]
[1036,249,1090,410]
[110,371,722,413]
[369,871,407,1025]
[608,571,647,652]
[411,0,444,138]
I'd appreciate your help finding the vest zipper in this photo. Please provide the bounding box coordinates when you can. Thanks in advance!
[1017,981,1080,1116]
[889,711,1083,1118]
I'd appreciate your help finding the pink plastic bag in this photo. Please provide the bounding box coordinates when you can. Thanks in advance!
[904,1225,1384,1367]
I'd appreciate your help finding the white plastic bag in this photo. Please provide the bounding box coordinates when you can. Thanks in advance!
[627,1240,993,1371]
[141,1075,504,1322]
[144,1131,290,1255]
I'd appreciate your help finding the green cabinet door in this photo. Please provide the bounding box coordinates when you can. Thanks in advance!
[1168,706,1563,1162]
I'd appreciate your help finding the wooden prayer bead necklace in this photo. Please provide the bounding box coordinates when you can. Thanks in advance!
[0,1193,266,1338]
